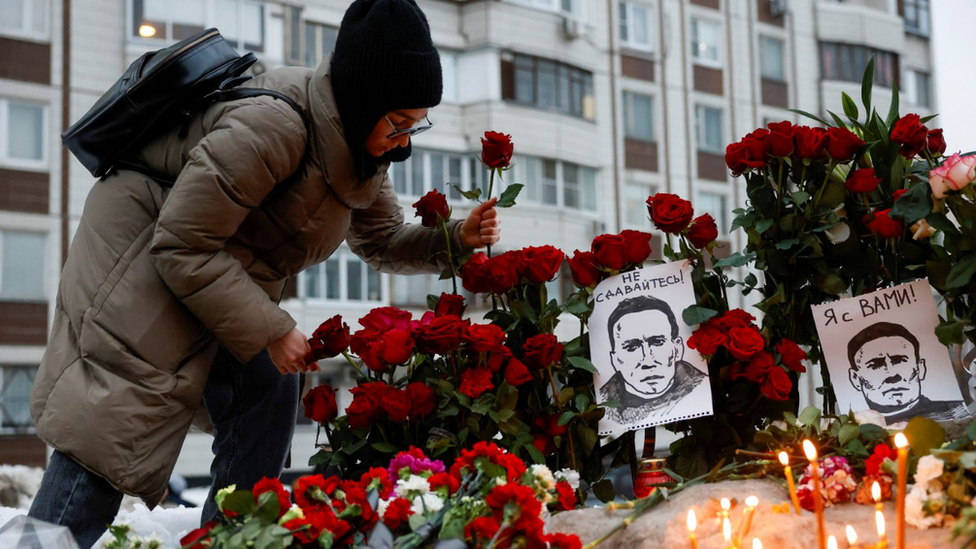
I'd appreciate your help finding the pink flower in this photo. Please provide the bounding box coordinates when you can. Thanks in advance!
[929,153,976,198]
[796,456,858,510]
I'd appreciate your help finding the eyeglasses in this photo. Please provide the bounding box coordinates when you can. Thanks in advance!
[385,114,433,140]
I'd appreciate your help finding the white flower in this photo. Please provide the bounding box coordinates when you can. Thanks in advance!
[905,484,944,530]
[530,465,556,491]
[853,410,887,428]
[769,420,789,432]
[377,498,390,519]
[493,477,508,487]
[888,421,909,431]
[556,468,581,491]
[411,493,444,516]
[914,455,945,490]
[395,475,431,498]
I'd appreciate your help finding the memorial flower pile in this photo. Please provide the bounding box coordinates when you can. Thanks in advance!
[175,445,582,549]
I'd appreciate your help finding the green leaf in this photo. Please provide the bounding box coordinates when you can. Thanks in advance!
[817,179,847,208]
[496,184,524,208]
[889,183,933,224]
[859,423,889,442]
[775,238,800,250]
[841,92,859,121]
[371,441,398,453]
[904,416,946,456]
[861,55,875,114]
[558,411,577,427]
[525,443,546,464]
[926,212,960,235]
[791,191,810,205]
[449,183,482,201]
[592,479,616,503]
[222,491,257,516]
[839,423,860,446]
[936,320,969,346]
[427,294,439,311]
[254,491,281,524]
[682,305,719,326]
[827,110,848,132]
[713,252,754,269]
[798,406,821,427]
[947,254,976,289]
[790,108,830,127]
[756,218,774,235]
[886,83,901,127]
[575,393,590,411]
[819,272,847,295]
[308,449,333,467]
[567,355,598,373]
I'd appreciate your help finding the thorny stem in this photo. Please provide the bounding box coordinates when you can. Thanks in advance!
[342,351,368,381]
[441,221,458,294]
[487,169,496,259]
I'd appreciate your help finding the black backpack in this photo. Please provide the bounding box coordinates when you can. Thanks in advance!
[63,28,309,179]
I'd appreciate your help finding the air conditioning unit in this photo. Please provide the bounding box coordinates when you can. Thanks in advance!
[769,0,789,16]
[562,16,585,40]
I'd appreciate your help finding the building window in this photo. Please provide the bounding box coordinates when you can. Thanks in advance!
[695,105,724,154]
[902,0,930,37]
[511,0,581,18]
[302,21,338,68]
[0,231,46,302]
[696,191,728,234]
[504,53,595,120]
[0,0,48,38]
[511,155,598,211]
[391,149,479,202]
[760,36,785,82]
[131,0,265,53]
[1,99,47,169]
[441,52,459,103]
[691,18,720,66]
[623,91,654,142]
[1,366,36,433]
[391,273,485,309]
[820,42,899,88]
[619,2,652,51]
[903,69,931,107]
[301,249,383,303]
[623,181,656,228]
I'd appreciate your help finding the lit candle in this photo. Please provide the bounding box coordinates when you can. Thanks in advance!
[753,540,763,549]
[876,509,888,549]
[846,525,858,549]
[723,517,734,549]
[779,451,802,515]
[687,509,700,549]
[721,497,731,519]
[872,481,882,512]
[803,440,827,549]
[737,496,759,542]
[827,535,837,549]
[894,433,909,549]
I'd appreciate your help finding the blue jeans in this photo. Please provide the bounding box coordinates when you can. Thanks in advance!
[28,347,299,545]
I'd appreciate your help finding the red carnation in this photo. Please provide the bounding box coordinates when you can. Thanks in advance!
[555,480,577,511]
[547,533,583,549]
[485,483,542,529]
[303,384,339,424]
[686,213,718,248]
[180,522,217,549]
[359,467,393,499]
[428,472,460,496]
[866,443,895,476]
[480,131,514,169]
[382,497,414,533]
[465,516,501,543]
[294,474,338,509]
[412,189,450,228]
[523,333,564,369]
[459,367,494,398]
[647,193,694,234]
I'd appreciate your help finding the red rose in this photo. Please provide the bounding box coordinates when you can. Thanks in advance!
[520,245,565,283]
[463,323,507,352]
[726,326,765,360]
[686,213,718,248]
[253,477,291,519]
[846,168,882,193]
[485,344,513,372]
[766,121,795,157]
[359,307,413,333]
[379,329,415,366]
[927,128,947,156]
[864,208,904,238]
[346,383,387,428]
[793,126,827,160]
[434,292,466,317]
[775,338,807,373]
[485,251,522,294]
[382,497,414,533]
[730,351,774,383]
[825,127,865,162]
[619,230,653,265]
[305,315,351,364]
[891,114,928,158]
[504,357,533,386]
[303,384,339,423]
[480,131,514,169]
[414,314,465,355]
[523,333,563,369]
[381,387,412,422]
[460,252,492,294]
[412,189,450,228]
[459,367,494,398]
[647,193,694,234]
[180,522,217,549]
[350,329,386,372]
[710,309,756,331]
[761,367,792,401]
[741,128,770,160]
[725,139,766,176]
[591,233,628,271]
[568,250,601,288]
[688,326,726,356]
[405,381,436,419]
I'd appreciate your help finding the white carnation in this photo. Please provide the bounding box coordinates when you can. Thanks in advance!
[411,493,444,516]
[853,410,887,428]
[556,468,581,491]
[914,455,945,490]
[395,475,431,498]
[905,484,943,530]
[530,465,556,490]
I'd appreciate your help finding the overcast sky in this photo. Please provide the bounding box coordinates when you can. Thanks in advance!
[932,0,974,150]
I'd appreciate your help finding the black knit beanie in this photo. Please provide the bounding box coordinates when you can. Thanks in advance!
[330,0,443,180]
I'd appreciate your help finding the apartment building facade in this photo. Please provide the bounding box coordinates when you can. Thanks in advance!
[0,0,935,476]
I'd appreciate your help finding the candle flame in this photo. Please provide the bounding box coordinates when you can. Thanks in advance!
[894,432,909,449]
[687,509,697,532]
[753,540,763,549]
[746,496,759,508]
[872,481,881,502]
[723,517,732,541]
[876,510,886,536]
[721,498,731,511]
[827,535,837,549]
[802,439,818,461]
[778,451,789,466]
[846,525,857,544]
